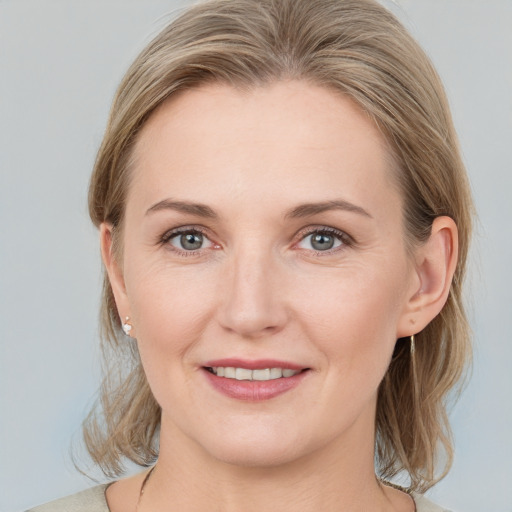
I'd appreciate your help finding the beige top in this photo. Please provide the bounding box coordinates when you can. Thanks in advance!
[27,484,451,512]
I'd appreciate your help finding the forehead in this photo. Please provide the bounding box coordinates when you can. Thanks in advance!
[128,80,400,218]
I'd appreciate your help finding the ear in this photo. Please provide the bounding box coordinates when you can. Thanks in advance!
[100,223,132,328]
[397,216,458,337]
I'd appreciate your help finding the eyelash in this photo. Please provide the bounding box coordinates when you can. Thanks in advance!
[160,226,212,257]
[295,226,353,255]
[159,225,353,257]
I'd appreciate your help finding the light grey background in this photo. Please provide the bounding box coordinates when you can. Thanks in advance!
[1,1,511,511]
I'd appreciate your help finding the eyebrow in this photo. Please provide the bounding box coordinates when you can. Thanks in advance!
[284,199,372,219]
[146,199,218,218]
[145,198,371,220]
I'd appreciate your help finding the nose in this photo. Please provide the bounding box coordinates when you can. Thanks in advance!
[217,244,288,339]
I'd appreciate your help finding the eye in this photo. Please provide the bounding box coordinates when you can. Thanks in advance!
[164,228,214,252]
[296,228,346,252]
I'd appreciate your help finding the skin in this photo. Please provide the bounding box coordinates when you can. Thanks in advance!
[102,81,458,512]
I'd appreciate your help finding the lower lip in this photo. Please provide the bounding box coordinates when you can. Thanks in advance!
[202,368,309,401]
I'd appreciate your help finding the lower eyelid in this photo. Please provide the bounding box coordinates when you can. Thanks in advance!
[294,227,353,254]
[159,226,351,255]
[160,227,221,256]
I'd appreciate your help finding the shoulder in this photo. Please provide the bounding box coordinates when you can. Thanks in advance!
[26,485,111,512]
[413,492,453,512]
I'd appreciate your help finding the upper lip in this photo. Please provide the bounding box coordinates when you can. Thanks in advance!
[203,358,308,371]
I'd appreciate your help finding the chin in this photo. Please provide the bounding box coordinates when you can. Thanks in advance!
[195,419,320,469]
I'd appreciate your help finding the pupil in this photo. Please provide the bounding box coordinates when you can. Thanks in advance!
[181,232,203,250]
[312,233,334,250]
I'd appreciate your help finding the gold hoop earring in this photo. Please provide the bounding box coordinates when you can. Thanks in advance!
[122,316,133,336]
[410,334,420,406]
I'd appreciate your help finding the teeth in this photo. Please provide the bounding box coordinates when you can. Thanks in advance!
[270,368,282,379]
[235,368,252,380]
[252,369,270,381]
[209,367,302,381]
[224,367,236,378]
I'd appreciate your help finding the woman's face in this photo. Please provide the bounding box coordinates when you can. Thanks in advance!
[107,81,421,467]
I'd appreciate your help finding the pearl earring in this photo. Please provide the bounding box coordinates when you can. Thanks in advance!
[122,316,133,336]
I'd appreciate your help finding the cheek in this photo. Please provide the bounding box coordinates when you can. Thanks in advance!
[293,261,407,371]
[287,265,408,434]
[123,261,219,378]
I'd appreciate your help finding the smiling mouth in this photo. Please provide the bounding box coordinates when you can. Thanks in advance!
[204,367,309,381]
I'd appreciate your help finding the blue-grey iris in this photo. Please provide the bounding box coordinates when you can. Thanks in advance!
[311,233,335,251]
[181,232,203,250]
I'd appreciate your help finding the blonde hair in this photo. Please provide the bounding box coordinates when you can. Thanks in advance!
[86,0,473,492]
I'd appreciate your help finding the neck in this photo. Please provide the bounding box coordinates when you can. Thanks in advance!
[141,413,399,512]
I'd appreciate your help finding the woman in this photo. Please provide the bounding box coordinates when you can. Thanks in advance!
[29,0,473,510]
